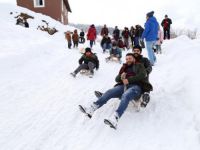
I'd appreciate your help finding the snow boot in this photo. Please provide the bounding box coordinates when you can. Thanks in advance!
[141,92,150,107]
[94,91,103,98]
[89,71,94,78]
[70,72,76,78]
[104,112,119,129]
[78,103,98,118]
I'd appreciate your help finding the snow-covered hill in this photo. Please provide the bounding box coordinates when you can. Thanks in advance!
[0,3,200,150]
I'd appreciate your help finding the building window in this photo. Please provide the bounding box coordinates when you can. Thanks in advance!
[34,0,45,7]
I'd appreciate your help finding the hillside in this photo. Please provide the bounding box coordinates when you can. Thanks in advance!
[0,3,200,150]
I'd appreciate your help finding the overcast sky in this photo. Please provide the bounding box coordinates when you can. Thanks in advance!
[1,0,200,29]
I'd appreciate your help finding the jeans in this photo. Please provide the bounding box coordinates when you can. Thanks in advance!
[156,45,162,53]
[94,85,142,118]
[146,41,156,65]
[102,43,112,52]
[74,62,95,74]
[134,37,139,46]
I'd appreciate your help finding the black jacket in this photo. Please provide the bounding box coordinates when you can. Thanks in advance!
[161,18,172,29]
[113,29,120,37]
[101,37,111,46]
[80,31,85,37]
[136,55,152,75]
[135,27,144,37]
[79,53,99,69]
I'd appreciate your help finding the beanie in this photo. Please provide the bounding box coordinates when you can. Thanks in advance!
[85,47,91,53]
[133,45,142,52]
[146,11,154,18]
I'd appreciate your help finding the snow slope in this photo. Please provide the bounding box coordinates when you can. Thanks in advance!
[0,3,200,150]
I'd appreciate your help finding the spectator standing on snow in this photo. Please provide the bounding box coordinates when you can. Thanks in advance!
[101,24,109,37]
[72,29,79,48]
[65,31,72,49]
[122,27,130,49]
[113,26,120,41]
[161,15,172,40]
[134,25,144,47]
[142,11,159,66]
[87,24,97,48]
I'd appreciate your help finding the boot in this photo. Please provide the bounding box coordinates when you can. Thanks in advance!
[141,92,150,107]
[70,72,76,78]
[79,103,99,118]
[104,112,119,129]
[89,71,94,78]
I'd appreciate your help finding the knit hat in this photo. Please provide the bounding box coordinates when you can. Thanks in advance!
[146,11,154,18]
[133,45,142,52]
[85,47,91,53]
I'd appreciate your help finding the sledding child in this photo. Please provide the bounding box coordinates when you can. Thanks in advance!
[70,48,99,78]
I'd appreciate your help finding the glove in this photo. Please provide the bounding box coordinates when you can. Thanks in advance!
[121,72,126,80]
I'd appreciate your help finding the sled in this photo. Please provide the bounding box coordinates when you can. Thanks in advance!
[105,56,122,64]
[80,69,90,75]
[131,97,143,112]
[94,91,142,111]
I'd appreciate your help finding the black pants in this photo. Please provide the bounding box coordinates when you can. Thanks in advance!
[164,28,170,39]
[73,41,78,48]
[68,41,72,49]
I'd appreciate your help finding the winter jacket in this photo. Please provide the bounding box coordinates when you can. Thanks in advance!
[65,32,72,42]
[101,27,109,36]
[80,31,85,37]
[161,18,172,30]
[100,36,111,46]
[135,55,152,75]
[135,26,144,37]
[113,29,120,39]
[110,48,122,58]
[79,53,99,69]
[117,39,125,49]
[156,29,164,45]
[122,30,130,39]
[142,16,159,41]
[87,26,97,41]
[115,63,153,92]
[72,32,79,42]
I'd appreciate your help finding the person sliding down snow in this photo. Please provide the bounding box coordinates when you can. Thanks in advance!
[79,53,152,129]
[105,42,122,63]
[95,45,153,108]
[70,48,99,78]
[132,45,153,107]
[100,35,112,53]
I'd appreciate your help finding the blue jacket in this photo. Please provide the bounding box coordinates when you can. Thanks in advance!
[142,16,159,41]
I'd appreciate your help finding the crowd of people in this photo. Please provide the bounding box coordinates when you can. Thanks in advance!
[66,11,172,129]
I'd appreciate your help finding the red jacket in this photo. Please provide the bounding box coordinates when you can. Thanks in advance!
[87,27,96,41]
